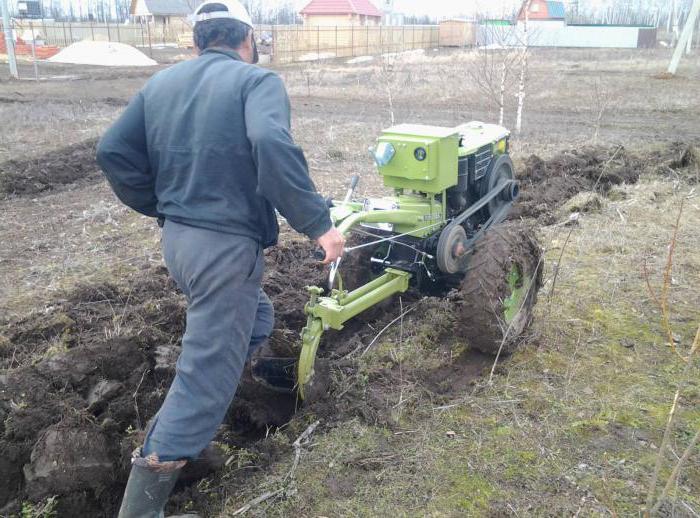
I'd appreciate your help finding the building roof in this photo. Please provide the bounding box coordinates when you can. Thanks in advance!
[300,0,383,18]
[517,0,566,21]
[131,0,193,16]
[545,1,565,19]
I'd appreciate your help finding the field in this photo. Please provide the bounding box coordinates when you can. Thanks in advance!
[0,48,699,517]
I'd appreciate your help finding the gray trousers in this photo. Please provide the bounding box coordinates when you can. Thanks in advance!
[143,220,274,461]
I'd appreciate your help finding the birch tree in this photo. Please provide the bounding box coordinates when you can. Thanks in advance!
[467,24,520,125]
[515,0,532,136]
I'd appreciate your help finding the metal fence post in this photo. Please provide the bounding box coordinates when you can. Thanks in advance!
[271,24,276,63]
[115,19,120,43]
[335,25,338,56]
[366,24,369,55]
[106,19,111,41]
[90,20,95,40]
[146,19,152,57]
[29,20,38,80]
[351,24,354,56]
[316,25,319,57]
[61,21,67,46]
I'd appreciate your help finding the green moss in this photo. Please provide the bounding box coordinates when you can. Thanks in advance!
[438,471,497,515]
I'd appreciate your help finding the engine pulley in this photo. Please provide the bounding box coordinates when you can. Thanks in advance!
[436,225,469,274]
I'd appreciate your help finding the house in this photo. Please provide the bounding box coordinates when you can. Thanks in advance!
[300,0,383,27]
[517,0,566,28]
[130,0,193,25]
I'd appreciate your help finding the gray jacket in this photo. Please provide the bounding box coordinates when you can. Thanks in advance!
[96,47,331,247]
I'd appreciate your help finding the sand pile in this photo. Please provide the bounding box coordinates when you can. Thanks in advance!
[49,40,157,67]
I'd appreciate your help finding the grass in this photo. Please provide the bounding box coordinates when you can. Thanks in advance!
[210,175,699,517]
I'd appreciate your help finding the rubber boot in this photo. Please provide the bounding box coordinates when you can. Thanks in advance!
[118,456,184,518]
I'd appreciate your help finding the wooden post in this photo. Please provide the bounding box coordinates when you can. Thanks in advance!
[62,21,68,46]
[115,19,120,43]
[335,25,338,57]
[106,19,111,41]
[317,25,320,58]
[90,20,95,40]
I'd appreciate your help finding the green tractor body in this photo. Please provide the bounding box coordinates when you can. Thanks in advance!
[255,122,522,399]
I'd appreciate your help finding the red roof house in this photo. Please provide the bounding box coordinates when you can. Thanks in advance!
[300,0,383,26]
[517,0,566,22]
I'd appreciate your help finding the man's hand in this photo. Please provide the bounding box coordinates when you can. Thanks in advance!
[316,227,345,264]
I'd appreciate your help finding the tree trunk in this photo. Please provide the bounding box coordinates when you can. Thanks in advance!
[515,0,531,136]
[498,58,507,125]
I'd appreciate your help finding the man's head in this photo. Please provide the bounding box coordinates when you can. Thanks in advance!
[190,0,258,63]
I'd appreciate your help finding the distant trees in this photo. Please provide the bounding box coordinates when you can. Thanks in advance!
[566,0,695,30]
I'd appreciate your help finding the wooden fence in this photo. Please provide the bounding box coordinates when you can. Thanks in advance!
[7,20,440,64]
[268,25,440,63]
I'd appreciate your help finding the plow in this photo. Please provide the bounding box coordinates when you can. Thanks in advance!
[253,122,543,399]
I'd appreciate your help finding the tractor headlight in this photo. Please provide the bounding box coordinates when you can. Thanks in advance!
[414,147,427,161]
[373,142,396,167]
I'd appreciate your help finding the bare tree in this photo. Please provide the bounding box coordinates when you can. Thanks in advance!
[377,53,400,125]
[467,24,521,125]
[515,0,532,136]
[588,78,617,145]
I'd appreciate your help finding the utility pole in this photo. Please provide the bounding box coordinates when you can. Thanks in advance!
[687,8,697,54]
[1,0,18,79]
[668,0,700,74]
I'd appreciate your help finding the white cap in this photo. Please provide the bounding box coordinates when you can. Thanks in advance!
[189,0,253,28]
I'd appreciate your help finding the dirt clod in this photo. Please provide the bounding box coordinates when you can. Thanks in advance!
[0,137,99,198]
[23,424,114,500]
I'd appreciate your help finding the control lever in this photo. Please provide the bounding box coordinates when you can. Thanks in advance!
[316,175,360,290]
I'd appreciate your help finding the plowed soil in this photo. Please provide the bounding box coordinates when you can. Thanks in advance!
[511,141,699,223]
[0,138,99,198]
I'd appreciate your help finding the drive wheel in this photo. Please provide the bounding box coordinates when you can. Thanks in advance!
[455,221,543,356]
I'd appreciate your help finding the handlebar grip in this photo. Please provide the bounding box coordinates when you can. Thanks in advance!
[349,174,360,190]
[313,249,326,262]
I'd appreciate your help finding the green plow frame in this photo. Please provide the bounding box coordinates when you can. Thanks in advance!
[297,267,412,399]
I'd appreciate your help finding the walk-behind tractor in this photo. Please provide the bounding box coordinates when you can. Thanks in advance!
[253,122,543,399]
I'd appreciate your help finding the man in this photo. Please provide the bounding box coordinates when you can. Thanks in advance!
[96,1,345,515]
